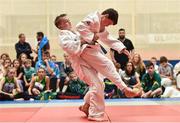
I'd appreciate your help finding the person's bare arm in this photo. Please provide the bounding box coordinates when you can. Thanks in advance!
[45,76,50,90]
[17,72,23,80]
[28,77,35,95]
[133,76,141,88]
[141,90,152,98]
[14,78,22,94]
[44,60,54,76]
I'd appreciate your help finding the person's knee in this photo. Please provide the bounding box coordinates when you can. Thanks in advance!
[153,88,162,96]
[32,88,40,95]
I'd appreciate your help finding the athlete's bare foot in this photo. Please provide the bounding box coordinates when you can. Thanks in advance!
[88,116,108,122]
[124,87,142,98]
[79,103,90,116]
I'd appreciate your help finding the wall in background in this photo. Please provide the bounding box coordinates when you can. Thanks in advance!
[0,0,179,60]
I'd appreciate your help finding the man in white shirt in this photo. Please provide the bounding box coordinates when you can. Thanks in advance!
[54,12,140,121]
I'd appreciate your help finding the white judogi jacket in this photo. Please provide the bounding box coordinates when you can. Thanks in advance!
[174,61,180,78]
[76,11,126,53]
[58,30,91,80]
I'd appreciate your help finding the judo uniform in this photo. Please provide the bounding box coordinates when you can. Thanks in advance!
[76,11,128,119]
[58,30,105,119]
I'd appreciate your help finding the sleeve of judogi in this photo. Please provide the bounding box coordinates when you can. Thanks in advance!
[58,31,81,55]
[97,30,126,54]
[76,12,100,43]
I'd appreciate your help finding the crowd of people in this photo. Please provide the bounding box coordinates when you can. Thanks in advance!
[0,25,179,101]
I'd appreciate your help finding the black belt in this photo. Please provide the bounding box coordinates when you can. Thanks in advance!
[82,41,107,54]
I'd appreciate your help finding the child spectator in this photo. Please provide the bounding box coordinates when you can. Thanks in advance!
[12,59,24,91]
[51,55,57,62]
[36,51,59,78]
[103,78,118,99]
[120,62,142,97]
[132,53,146,80]
[0,58,5,80]
[0,58,4,65]
[0,67,22,100]
[50,55,61,92]
[3,58,12,74]
[35,51,60,92]
[150,57,159,73]
[141,62,162,98]
[67,72,88,97]
[114,62,123,74]
[18,53,27,68]
[28,67,50,97]
[174,61,180,89]
[62,53,74,75]
[59,53,73,92]
[13,59,24,81]
[0,53,10,62]
[23,59,36,90]
[158,56,173,87]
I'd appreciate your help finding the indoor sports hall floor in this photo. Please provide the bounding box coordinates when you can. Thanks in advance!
[0,98,180,122]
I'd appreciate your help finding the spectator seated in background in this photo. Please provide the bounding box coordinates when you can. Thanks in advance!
[150,57,159,73]
[35,51,60,92]
[23,59,36,91]
[0,58,5,80]
[12,59,24,92]
[50,55,57,62]
[58,53,74,92]
[132,53,146,80]
[158,56,173,87]
[18,53,28,68]
[0,67,22,100]
[120,62,142,97]
[0,53,11,79]
[141,62,163,98]
[3,58,12,74]
[28,67,50,100]
[174,60,180,89]
[0,53,10,62]
[66,72,88,98]
[103,78,118,99]
[62,53,74,75]
[15,33,33,60]
[50,55,61,93]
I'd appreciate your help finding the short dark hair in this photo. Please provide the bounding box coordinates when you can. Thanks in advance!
[18,33,25,38]
[102,8,118,25]
[43,51,50,57]
[54,14,67,28]
[146,61,154,68]
[119,28,125,32]
[37,32,44,38]
[160,56,168,63]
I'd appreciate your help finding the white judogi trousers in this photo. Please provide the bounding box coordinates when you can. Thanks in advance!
[80,44,127,118]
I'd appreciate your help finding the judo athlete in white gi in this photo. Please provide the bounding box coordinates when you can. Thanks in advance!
[54,13,140,121]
